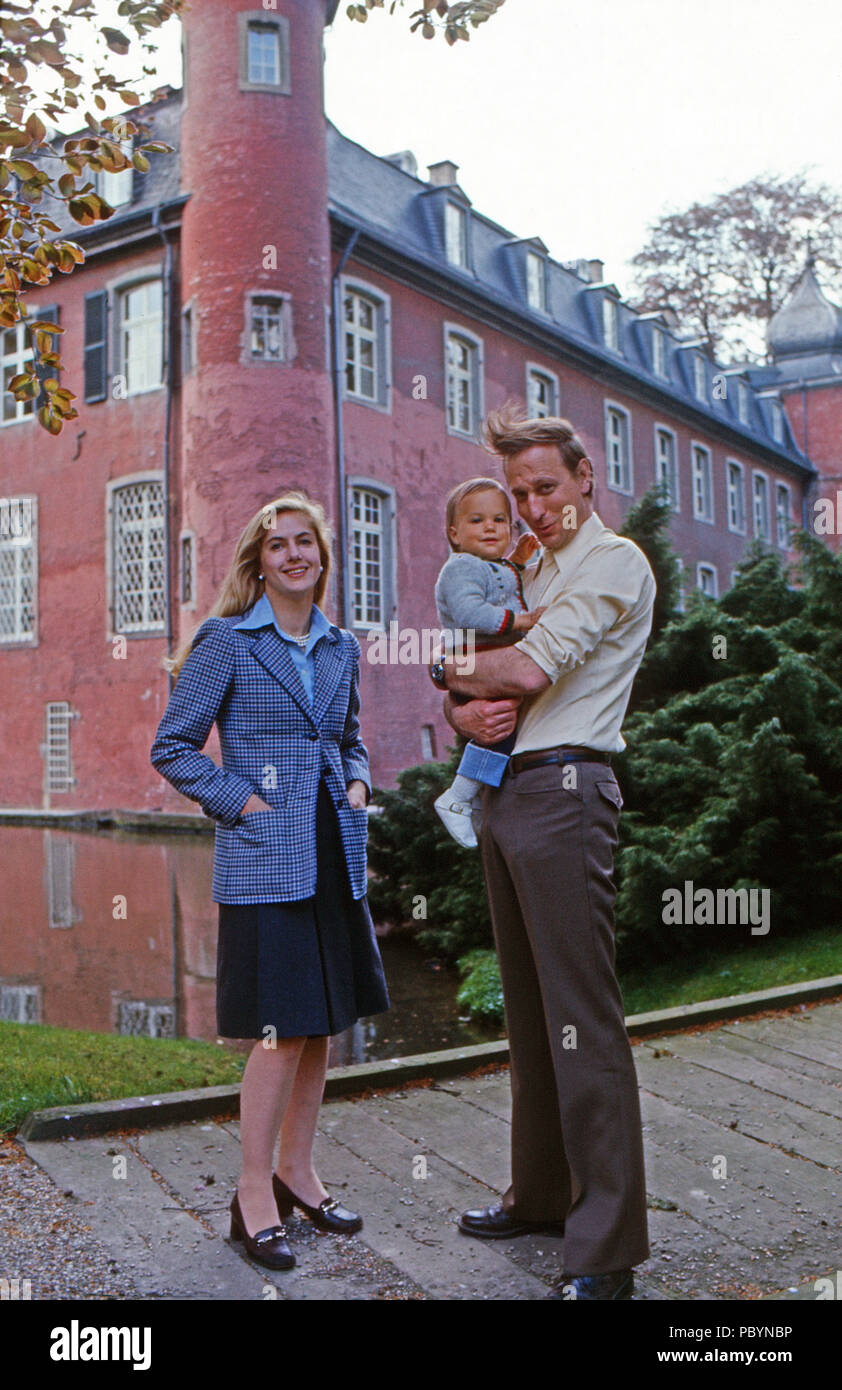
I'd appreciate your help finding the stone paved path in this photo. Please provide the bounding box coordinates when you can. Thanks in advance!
[18,1000,842,1300]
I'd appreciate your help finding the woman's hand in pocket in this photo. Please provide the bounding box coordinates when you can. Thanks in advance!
[346,780,368,810]
[240,793,275,816]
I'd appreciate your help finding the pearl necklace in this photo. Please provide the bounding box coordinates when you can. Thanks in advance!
[291,630,310,649]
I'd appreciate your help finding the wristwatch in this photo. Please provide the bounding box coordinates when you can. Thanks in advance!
[429,658,448,689]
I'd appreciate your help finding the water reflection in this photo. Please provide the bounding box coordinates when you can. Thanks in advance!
[0,824,503,1067]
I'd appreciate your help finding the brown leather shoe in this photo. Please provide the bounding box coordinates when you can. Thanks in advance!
[458,1203,565,1239]
[229,1191,295,1269]
[273,1174,363,1234]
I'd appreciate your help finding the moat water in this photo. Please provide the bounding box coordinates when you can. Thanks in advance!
[0,822,503,1066]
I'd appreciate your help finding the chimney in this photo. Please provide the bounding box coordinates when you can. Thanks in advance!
[587,258,604,284]
[427,159,459,187]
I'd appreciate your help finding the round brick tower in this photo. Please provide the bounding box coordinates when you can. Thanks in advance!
[178,0,337,620]
[768,256,842,555]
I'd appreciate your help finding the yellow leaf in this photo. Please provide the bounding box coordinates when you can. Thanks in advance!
[38,404,63,435]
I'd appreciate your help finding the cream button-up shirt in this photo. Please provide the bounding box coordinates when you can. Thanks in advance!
[512,511,656,755]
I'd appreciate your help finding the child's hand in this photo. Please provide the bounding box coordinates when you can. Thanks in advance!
[508,533,539,567]
[513,605,547,633]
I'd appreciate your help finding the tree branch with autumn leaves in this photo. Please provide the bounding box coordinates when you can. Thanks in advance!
[0,1,183,433]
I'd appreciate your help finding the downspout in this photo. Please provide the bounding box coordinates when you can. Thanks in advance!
[331,225,360,626]
[153,205,178,1028]
[152,205,175,682]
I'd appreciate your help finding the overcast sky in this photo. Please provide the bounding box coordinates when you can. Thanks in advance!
[87,0,842,300]
[322,0,842,298]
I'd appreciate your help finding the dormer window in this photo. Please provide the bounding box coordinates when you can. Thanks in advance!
[526,251,546,311]
[96,162,133,210]
[737,380,749,425]
[602,296,619,352]
[693,352,707,401]
[769,400,784,443]
[444,202,468,268]
[652,326,667,378]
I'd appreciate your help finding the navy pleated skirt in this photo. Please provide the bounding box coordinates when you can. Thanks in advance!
[216,779,390,1039]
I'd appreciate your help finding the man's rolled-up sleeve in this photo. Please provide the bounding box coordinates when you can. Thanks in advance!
[515,553,645,682]
[150,619,254,826]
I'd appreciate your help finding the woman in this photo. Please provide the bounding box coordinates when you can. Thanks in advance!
[150,492,389,1271]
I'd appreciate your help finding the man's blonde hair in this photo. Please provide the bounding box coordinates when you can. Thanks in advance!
[484,402,593,495]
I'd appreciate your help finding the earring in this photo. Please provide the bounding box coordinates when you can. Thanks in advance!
[258,573,264,580]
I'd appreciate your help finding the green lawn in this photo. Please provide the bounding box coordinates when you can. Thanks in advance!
[0,1024,245,1134]
[459,924,842,1026]
[3,927,840,1133]
[619,924,842,1016]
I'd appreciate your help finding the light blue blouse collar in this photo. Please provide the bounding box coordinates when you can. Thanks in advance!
[233,594,333,654]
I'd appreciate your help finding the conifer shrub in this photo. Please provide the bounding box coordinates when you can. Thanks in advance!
[368,497,842,993]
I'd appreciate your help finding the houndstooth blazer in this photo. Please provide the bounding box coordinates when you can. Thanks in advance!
[150,611,371,905]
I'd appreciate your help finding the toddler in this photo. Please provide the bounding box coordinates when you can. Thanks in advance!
[433,477,544,848]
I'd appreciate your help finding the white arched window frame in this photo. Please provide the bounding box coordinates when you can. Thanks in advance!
[341,276,392,413]
[604,400,633,495]
[444,323,484,439]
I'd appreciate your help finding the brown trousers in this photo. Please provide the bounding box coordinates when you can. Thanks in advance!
[479,758,650,1273]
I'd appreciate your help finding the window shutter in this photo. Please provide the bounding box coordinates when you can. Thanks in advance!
[32,305,59,411]
[84,290,108,403]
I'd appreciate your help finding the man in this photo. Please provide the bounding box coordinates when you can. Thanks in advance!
[430,406,656,1301]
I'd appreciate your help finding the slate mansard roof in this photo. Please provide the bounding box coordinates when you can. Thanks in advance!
[40,89,811,475]
[325,122,810,473]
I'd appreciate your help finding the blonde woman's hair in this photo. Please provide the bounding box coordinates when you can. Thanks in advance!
[444,476,512,552]
[164,491,334,679]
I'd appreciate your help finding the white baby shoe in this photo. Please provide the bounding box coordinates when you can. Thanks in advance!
[434,791,479,849]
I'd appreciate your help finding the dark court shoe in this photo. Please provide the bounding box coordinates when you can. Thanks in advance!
[548,1269,634,1301]
[273,1173,363,1234]
[458,1203,566,1240]
[229,1191,295,1270]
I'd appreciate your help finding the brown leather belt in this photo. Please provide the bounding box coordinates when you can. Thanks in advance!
[509,745,613,774]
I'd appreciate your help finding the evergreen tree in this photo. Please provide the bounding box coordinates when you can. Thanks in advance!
[618,483,681,643]
[368,523,842,978]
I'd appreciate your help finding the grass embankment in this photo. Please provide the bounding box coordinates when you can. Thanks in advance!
[3,928,840,1132]
[0,1025,245,1134]
[458,925,842,1024]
